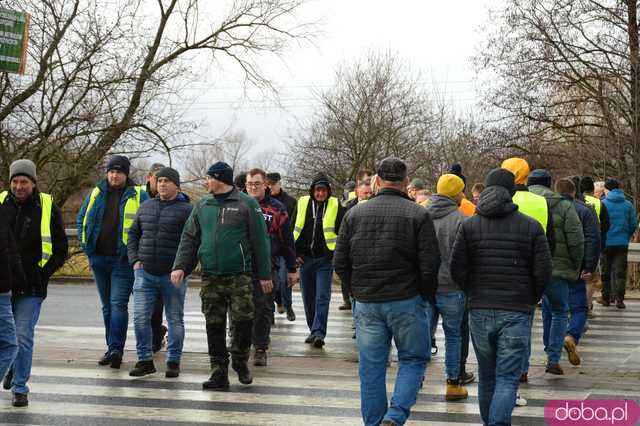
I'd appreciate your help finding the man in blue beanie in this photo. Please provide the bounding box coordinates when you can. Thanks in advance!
[172,161,272,390]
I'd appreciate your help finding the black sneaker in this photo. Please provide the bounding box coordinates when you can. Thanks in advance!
[12,392,28,407]
[616,299,626,309]
[165,362,180,378]
[286,306,296,322]
[519,372,529,383]
[153,325,168,353]
[110,351,123,369]
[460,371,475,385]
[2,369,12,390]
[202,365,230,391]
[129,360,156,377]
[253,349,267,367]
[313,336,325,348]
[232,360,253,385]
[304,334,315,344]
[98,351,112,366]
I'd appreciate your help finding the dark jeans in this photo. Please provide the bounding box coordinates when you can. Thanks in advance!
[471,309,530,426]
[601,246,628,301]
[273,257,292,309]
[299,255,333,338]
[151,297,164,347]
[0,292,17,386]
[459,299,470,378]
[252,272,276,350]
[567,280,588,344]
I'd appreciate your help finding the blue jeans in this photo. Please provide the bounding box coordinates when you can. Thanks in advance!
[471,309,530,426]
[542,278,569,364]
[89,255,135,354]
[8,296,43,394]
[435,291,465,380]
[133,269,187,364]
[355,295,430,426]
[0,292,17,382]
[299,255,332,338]
[567,279,587,344]
[273,257,292,309]
[521,310,535,374]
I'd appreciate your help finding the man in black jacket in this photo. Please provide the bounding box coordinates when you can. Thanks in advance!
[127,167,193,378]
[334,157,440,426]
[0,159,68,407]
[450,168,552,426]
[0,208,20,398]
[266,172,297,321]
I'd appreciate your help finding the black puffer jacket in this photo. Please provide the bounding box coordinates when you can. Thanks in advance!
[450,186,552,313]
[0,207,23,294]
[128,193,193,276]
[333,187,440,304]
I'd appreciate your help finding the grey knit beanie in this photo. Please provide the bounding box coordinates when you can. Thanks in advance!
[9,159,37,183]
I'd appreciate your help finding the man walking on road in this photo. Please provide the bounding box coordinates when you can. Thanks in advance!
[172,161,272,391]
[334,157,440,426]
[451,168,552,426]
[1,159,68,407]
[77,155,149,369]
[246,169,297,366]
[127,167,192,378]
[292,173,345,348]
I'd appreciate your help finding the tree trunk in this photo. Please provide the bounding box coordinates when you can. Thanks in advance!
[627,0,640,207]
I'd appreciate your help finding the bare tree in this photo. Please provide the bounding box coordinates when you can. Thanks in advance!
[0,0,313,205]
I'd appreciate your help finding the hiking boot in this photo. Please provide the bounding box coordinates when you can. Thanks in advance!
[313,336,325,348]
[380,421,397,426]
[545,361,564,375]
[616,299,626,309]
[596,296,610,307]
[98,351,112,366]
[519,372,528,383]
[276,304,285,314]
[202,365,230,391]
[304,334,315,344]
[232,360,253,385]
[445,379,468,401]
[338,302,352,311]
[563,335,581,366]
[129,360,156,377]
[3,369,12,390]
[152,325,168,353]
[460,371,475,385]
[253,349,268,367]
[286,306,296,322]
[110,351,123,369]
[165,362,180,378]
[515,393,528,407]
[12,392,28,407]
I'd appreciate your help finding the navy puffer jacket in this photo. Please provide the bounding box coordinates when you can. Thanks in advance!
[127,193,193,276]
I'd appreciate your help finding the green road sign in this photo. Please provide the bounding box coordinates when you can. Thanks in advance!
[0,8,30,75]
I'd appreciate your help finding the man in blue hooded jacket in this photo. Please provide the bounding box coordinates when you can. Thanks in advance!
[599,179,637,309]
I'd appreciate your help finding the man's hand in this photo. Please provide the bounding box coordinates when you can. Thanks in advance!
[296,257,304,266]
[287,271,298,288]
[261,279,273,294]
[581,271,593,281]
[171,270,185,288]
[134,261,143,270]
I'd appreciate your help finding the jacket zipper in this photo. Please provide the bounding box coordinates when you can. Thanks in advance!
[239,243,246,272]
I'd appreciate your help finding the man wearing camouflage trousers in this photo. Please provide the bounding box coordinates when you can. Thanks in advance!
[172,161,272,391]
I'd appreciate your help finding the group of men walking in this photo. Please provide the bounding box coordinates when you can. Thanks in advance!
[0,153,636,426]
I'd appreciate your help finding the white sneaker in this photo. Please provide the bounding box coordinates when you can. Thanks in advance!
[515,394,528,407]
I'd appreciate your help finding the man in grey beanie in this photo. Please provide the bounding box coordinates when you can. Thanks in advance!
[1,159,68,407]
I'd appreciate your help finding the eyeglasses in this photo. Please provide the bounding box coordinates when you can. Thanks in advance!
[246,182,264,188]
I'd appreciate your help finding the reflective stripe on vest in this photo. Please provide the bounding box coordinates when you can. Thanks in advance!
[584,195,602,219]
[512,191,548,231]
[0,190,53,268]
[293,196,339,251]
[82,186,142,246]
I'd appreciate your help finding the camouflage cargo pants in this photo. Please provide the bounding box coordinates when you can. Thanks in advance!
[200,274,254,367]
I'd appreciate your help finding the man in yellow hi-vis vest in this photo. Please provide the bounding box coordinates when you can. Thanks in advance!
[77,155,148,370]
[292,173,345,348]
[1,159,68,408]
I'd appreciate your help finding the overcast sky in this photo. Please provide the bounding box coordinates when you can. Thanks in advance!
[177,0,502,167]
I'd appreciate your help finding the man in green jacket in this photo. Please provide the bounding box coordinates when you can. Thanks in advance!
[528,170,584,375]
[172,161,271,391]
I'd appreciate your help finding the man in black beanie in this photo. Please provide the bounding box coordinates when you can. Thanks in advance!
[451,168,552,426]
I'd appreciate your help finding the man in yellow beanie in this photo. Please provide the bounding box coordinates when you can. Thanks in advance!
[426,174,469,401]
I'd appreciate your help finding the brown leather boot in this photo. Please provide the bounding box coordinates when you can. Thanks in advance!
[445,379,468,401]
[563,335,580,366]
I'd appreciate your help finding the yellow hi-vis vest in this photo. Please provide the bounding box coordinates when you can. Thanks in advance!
[512,190,548,231]
[293,196,339,251]
[584,195,602,219]
[0,191,53,267]
[81,185,142,246]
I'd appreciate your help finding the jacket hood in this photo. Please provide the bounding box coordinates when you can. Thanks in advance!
[426,194,459,219]
[309,173,332,199]
[606,189,627,203]
[529,184,563,209]
[476,186,518,218]
[176,192,190,203]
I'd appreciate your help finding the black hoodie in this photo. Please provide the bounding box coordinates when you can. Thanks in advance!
[292,173,345,259]
[450,186,552,313]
